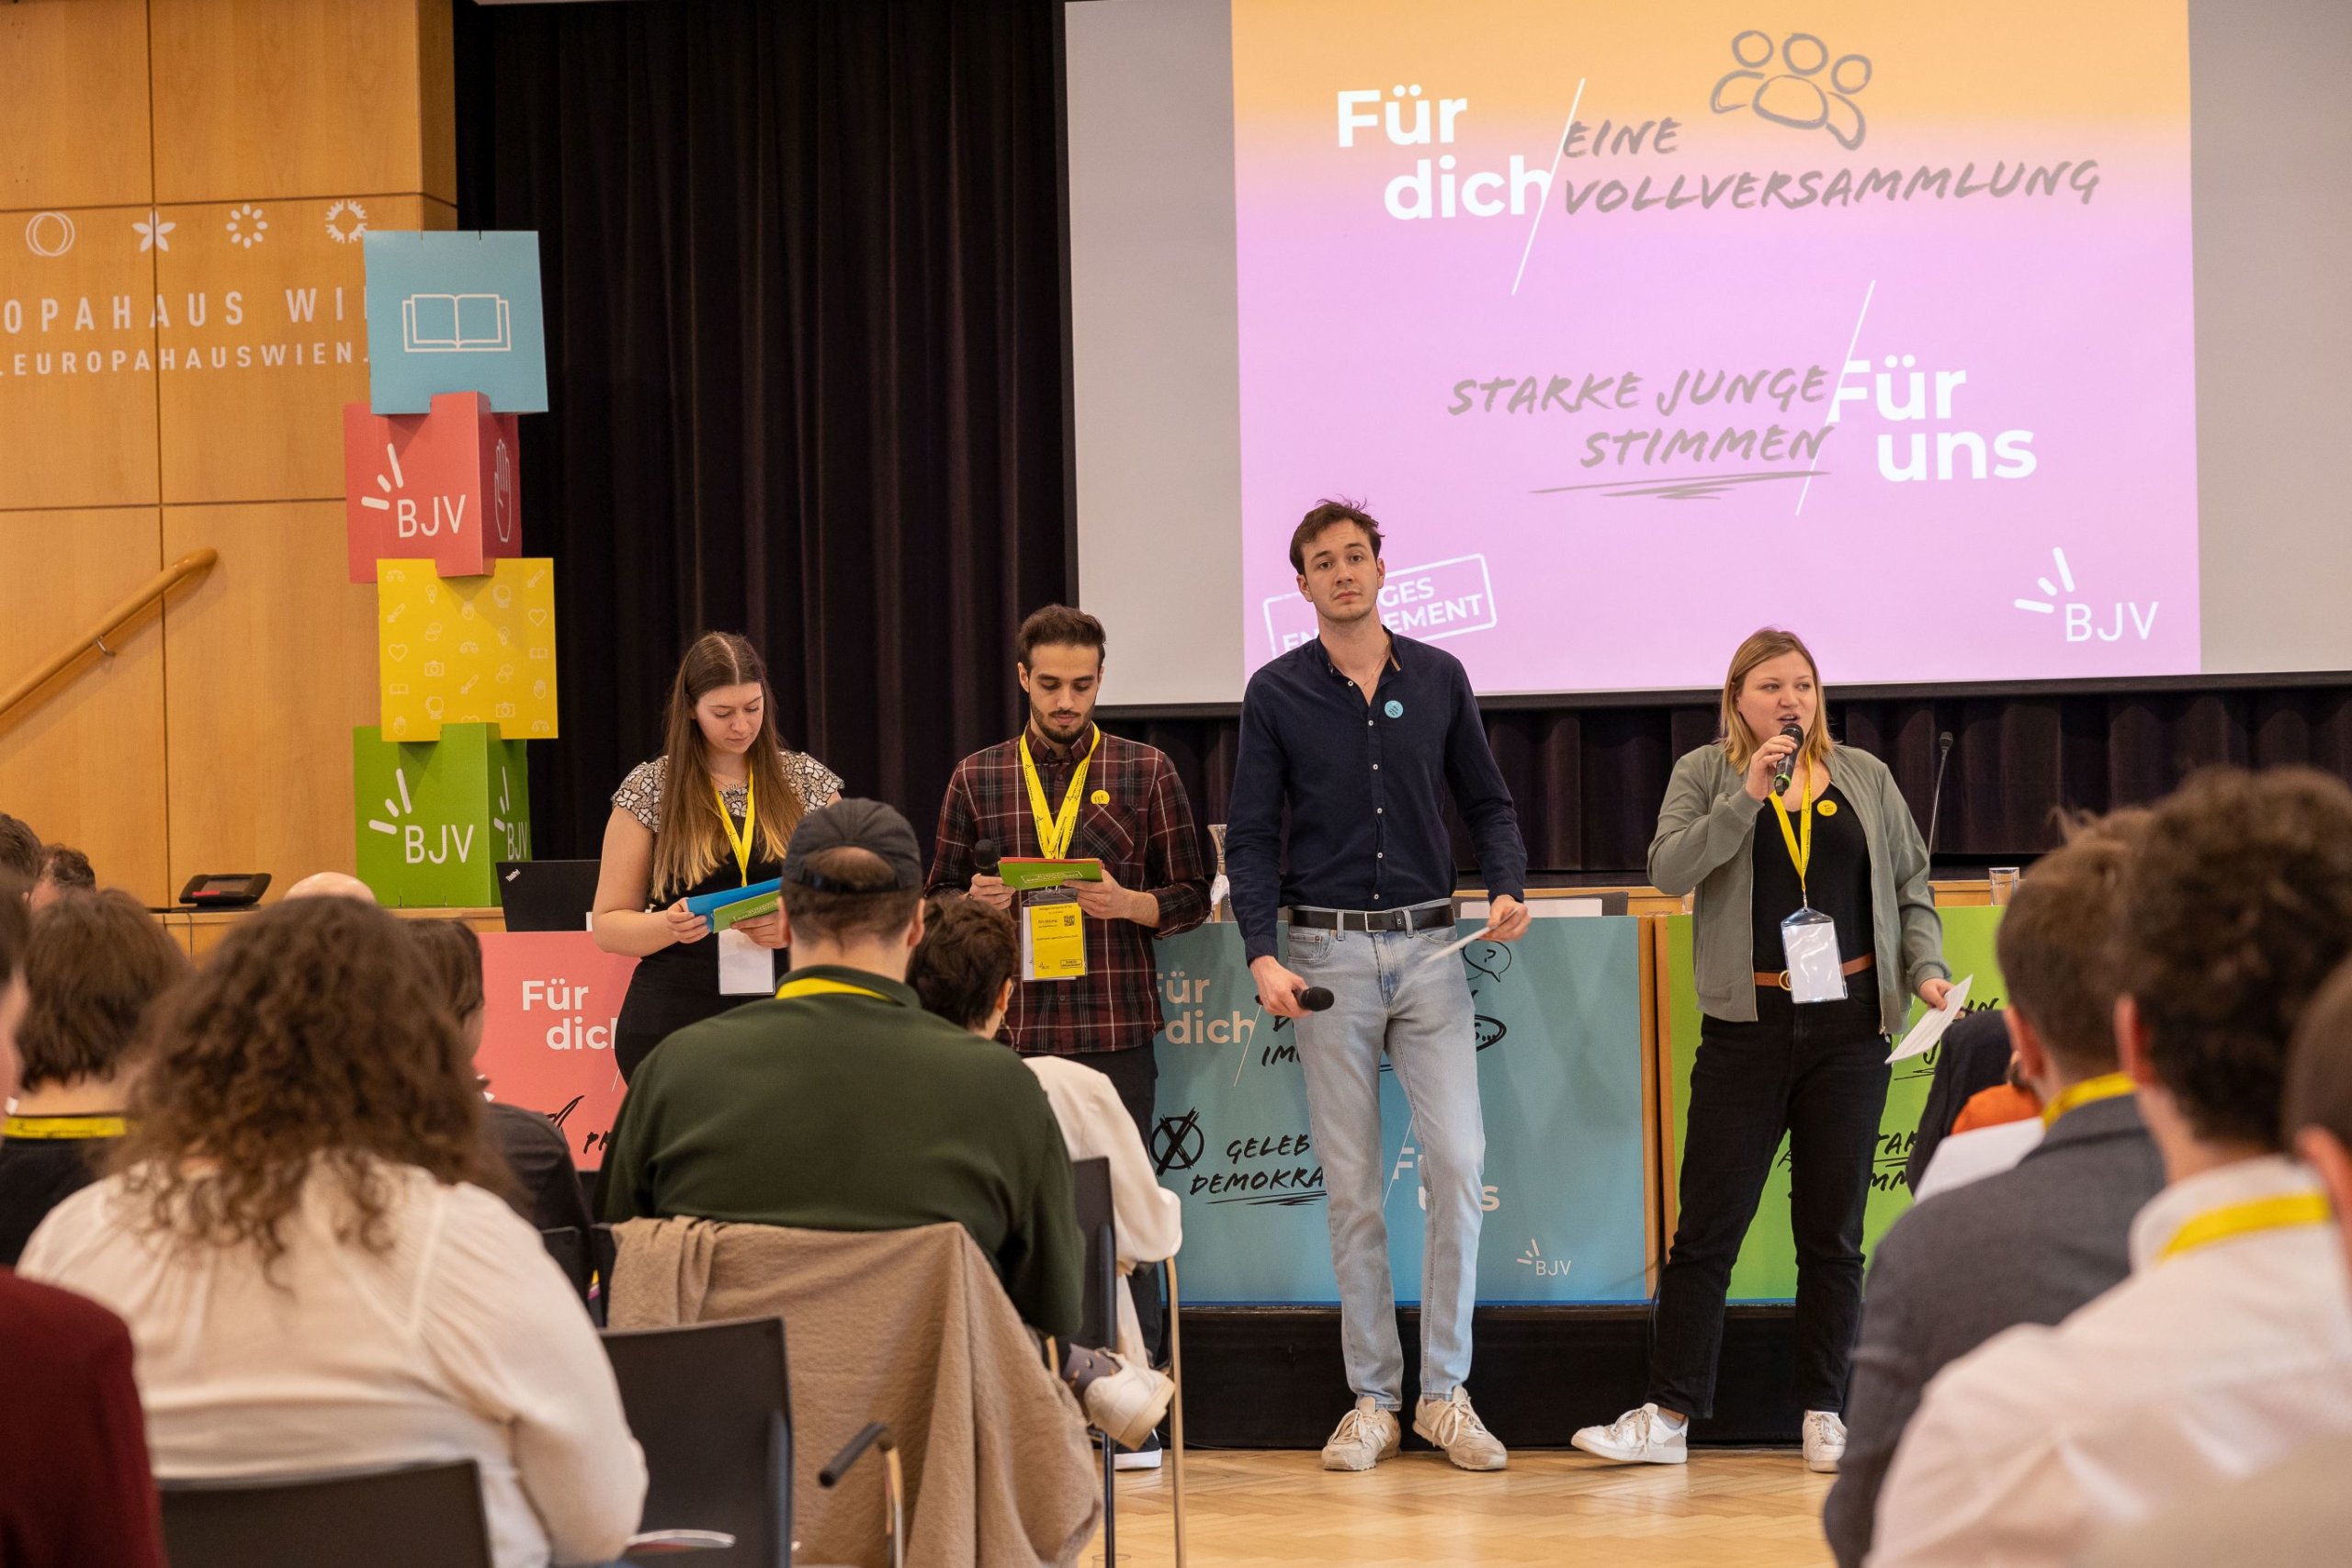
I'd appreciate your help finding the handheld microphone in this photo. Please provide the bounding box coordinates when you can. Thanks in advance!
[973,838,1001,876]
[1771,721,1805,795]
[1925,730,1956,858]
[1297,987,1335,1012]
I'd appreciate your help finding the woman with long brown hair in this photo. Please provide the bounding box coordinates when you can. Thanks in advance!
[1575,627,1949,1475]
[594,631,842,1079]
[17,897,646,1568]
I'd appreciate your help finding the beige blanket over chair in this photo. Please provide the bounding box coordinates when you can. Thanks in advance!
[610,1217,1101,1568]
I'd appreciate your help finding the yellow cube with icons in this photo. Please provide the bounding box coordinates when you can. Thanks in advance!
[377,558,559,740]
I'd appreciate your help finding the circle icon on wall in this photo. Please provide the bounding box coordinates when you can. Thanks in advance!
[324,198,368,244]
[24,211,75,257]
[224,203,268,249]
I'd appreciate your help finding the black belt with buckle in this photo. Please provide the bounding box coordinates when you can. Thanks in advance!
[1289,902,1454,933]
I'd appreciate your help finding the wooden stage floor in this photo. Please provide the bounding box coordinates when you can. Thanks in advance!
[1094,1449,1835,1568]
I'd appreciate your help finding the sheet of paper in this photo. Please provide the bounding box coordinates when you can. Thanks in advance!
[718,928,776,995]
[1887,973,1973,1064]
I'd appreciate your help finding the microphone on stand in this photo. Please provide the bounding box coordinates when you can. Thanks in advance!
[1925,730,1956,857]
[1771,721,1806,795]
[973,838,1001,876]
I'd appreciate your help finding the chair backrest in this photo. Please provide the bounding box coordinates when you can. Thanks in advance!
[603,1316,791,1568]
[539,1224,591,1307]
[1071,1156,1116,1353]
[159,1459,492,1568]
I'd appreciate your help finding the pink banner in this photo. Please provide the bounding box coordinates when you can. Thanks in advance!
[478,931,635,1170]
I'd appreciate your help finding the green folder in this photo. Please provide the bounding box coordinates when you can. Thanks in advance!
[999,857,1102,891]
[708,889,781,931]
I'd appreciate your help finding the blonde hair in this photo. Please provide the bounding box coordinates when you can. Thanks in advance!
[1718,627,1835,774]
[650,632,808,900]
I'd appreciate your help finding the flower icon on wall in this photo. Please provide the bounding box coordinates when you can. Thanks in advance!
[224,203,268,249]
[133,210,175,253]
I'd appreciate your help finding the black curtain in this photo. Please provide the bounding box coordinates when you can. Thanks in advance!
[456,1,2352,876]
[455,0,1069,852]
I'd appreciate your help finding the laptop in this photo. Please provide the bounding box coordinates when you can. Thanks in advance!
[496,860,604,932]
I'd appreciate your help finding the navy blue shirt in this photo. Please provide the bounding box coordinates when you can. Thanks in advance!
[1226,633,1528,964]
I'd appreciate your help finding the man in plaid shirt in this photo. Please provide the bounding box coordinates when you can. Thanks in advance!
[928,607,1210,1418]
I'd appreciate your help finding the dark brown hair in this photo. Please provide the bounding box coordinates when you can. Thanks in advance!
[2287,956,2352,1151]
[18,889,190,1092]
[37,843,95,891]
[651,632,808,900]
[1015,605,1107,671]
[1994,809,2150,1076]
[0,814,38,881]
[1288,499,1385,574]
[782,846,922,946]
[909,895,1018,1031]
[0,874,28,980]
[2112,767,2352,1150]
[110,898,502,1269]
[406,919,485,1021]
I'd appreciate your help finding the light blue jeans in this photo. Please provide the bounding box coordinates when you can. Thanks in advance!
[1287,920,1485,1409]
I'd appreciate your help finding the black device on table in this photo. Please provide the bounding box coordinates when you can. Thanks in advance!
[175,873,270,909]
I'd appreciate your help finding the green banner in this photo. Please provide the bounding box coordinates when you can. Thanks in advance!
[1660,907,2007,1299]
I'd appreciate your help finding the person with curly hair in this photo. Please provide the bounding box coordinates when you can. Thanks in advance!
[17,897,646,1568]
[1871,767,2352,1568]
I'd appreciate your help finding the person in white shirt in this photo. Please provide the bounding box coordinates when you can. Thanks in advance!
[1870,767,2352,1568]
[2078,955,2352,1568]
[908,892,1184,1468]
[18,897,646,1568]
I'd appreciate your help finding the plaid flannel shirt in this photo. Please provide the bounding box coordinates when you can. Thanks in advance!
[927,726,1212,1055]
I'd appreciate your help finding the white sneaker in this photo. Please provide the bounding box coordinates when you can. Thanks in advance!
[1080,1352,1175,1451]
[1413,1388,1508,1472]
[1320,1397,1402,1472]
[1113,1435,1163,1472]
[1571,1404,1689,1465]
[1804,1409,1846,1473]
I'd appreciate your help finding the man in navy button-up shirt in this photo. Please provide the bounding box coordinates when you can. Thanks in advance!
[1224,501,1530,1475]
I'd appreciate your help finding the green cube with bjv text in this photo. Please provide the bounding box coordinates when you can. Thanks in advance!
[352,724,531,908]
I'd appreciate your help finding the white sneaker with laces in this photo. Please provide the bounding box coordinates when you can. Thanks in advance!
[1413,1388,1508,1472]
[1319,1397,1402,1472]
[1570,1403,1689,1465]
[1804,1409,1846,1473]
[1080,1352,1175,1452]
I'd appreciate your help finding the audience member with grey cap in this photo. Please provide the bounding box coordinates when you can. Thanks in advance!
[602,798,1174,1447]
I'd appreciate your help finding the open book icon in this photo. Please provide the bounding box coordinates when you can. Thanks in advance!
[401,291,514,353]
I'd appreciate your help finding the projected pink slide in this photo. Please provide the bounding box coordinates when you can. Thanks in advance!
[1232,0,2199,691]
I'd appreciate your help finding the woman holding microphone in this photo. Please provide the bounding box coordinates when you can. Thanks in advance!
[594,632,842,1080]
[1574,628,1949,1474]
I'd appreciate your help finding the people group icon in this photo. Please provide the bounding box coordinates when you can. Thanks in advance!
[1712,30,1871,150]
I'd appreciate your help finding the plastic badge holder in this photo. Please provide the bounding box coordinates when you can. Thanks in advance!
[1781,908,1849,1003]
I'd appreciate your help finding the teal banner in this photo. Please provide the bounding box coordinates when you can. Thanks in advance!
[1150,918,1651,1304]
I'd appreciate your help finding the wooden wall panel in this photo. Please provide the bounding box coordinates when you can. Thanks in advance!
[0,206,161,511]
[162,502,381,898]
[0,0,154,211]
[150,0,456,206]
[0,508,171,905]
[153,193,453,503]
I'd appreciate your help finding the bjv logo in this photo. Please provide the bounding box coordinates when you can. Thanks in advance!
[2013,547,2158,643]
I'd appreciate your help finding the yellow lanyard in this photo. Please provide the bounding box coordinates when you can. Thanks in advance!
[2,1114,127,1139]
[2041,1072,2135,1128]
[1017,728,1101,861]
[1768,762,1816,899]
[715,773,756,886]
[2158,1192,2332,1261]
[774,976,891,1003]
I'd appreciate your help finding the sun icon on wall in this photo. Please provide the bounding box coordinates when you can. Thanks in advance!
[224,203,268,249]
[324,198,368,244]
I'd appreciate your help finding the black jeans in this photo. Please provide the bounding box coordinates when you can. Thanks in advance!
[1647,990,1890,1418]
[1023,1045,1165,1369]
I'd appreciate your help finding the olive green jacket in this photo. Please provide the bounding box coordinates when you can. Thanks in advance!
[1648,742,1948,1033]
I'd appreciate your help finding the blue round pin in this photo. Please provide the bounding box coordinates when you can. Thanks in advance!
[1384,699,1403,719]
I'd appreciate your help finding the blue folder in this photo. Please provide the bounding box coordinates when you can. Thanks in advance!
[684,876,783,918]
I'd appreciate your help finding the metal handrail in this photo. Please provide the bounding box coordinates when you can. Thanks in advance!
[0,547,218,730]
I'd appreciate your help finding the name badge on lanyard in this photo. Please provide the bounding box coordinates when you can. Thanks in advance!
[715,776,775,996]
[1018,730,1100,984]
[1772,763,1847,1004]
